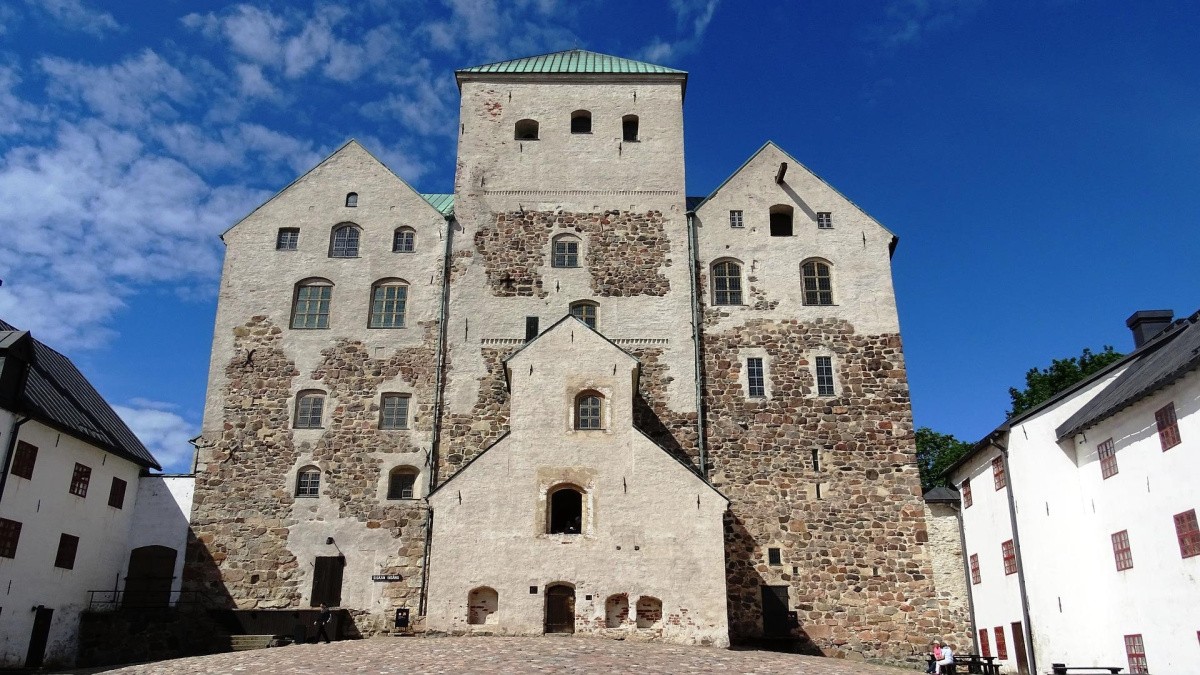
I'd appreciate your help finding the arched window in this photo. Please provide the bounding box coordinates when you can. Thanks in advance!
[345,192,358,207]
[292,278,333,329]
[570,301,598,330]
[711,261,743,306]
[548,485,583,534]
[605,593,628,628]
[387,466,418,500]
[296,466,321,497]
[515,119,539,140]
[329,223,361,257]
[575,391,603,430]
[369,279,408,328]
[622,115,639,142]
[570,110,592,134]
[294,391,325,429]
[552,234,580,268]
[393,227,415,253]
[468,587,498,625]
[769,204,794,236]
[636,596,662,628]
[801,259,833,305]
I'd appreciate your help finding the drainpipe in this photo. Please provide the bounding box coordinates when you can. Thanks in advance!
[417,507,433,617]
[0,415,31,504]
[951,499,979,654]
[1000,442,1037,675]
[685,212,708,476]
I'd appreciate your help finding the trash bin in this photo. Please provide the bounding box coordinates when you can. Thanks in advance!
[395,608,410,629]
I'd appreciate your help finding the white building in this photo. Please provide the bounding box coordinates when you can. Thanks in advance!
[947,309,1200,674]
[0,320,191,668]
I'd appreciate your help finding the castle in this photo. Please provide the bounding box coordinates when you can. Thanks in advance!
[187,50,966,663]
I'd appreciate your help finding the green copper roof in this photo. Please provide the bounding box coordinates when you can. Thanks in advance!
[458,49,685,75]
[421,193,454,216]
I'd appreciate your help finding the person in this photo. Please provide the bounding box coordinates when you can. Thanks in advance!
[926,641,944,673]
[315,603,332,644]
[935,640,955,673]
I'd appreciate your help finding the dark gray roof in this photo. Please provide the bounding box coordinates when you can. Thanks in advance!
[0,319,160,469]
[923,486,961,503]
[1056,310,1200,440]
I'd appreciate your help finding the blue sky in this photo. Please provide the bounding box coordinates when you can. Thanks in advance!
[1,1,1198,473]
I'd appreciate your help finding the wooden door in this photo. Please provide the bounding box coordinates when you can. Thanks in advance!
[1011,621,1030,674]
[124,545,177,608]
[761,585,790,637]
[544,585,575,634]
[311,556,344,607]
[26,607,53,668]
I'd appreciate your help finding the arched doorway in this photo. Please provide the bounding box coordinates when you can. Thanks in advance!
[124,545,177,607]
[544,584,575,634]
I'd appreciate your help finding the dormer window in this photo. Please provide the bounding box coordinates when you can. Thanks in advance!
[570,110,592,134]
[515,119,539,140]
[345,192,358,207]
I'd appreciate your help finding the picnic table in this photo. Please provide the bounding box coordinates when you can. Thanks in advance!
[926,653,1000,674]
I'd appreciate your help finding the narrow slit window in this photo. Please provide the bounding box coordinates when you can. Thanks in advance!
[746,357,765,398]
[815,356,835,396]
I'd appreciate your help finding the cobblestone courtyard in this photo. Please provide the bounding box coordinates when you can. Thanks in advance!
[95,637,916,674]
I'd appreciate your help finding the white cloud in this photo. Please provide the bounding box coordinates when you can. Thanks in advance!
[871,0,985,48]
[0,65,43,134]
[27,0,120,36]
[234,63,280,99]
[114,402,198,473]
[638,0,720,63]
[40,50,191,126]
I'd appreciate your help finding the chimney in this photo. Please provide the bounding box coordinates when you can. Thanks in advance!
[1126,310,1174,348]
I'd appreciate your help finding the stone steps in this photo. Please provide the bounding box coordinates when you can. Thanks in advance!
[230,634,276,651]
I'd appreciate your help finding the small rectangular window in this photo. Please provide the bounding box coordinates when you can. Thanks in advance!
[55,533,80,569]
[388,471,416,500]
[746,357,765,398]
[969,553,980,584]
[553,239,579,268]
[767,547,781,565]
[962,477,973,508]
[729,210,744,228]
[815,356,835,396]
[1156,402,1181,450]
[380,394,411,430]
[70,463,91,497]
[992,456,1006,490]
[816,212,833,229]
[295,393,325,429]
[978,628,991,657]
[11,441,37,480]
[1112,530,1133,570]
[525,316,539,341]
[1002,539,1017,575]
[108,477,127,509]
[1175,509,1200,558]
[0,518,21,558]
[276,228,299,250]
[994,626,1008,660]
[1098,438,1118,479]
[1124,634,1149,674]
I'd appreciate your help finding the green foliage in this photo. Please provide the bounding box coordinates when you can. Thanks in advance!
[915,426,973,490]
[1007,346,1125,418]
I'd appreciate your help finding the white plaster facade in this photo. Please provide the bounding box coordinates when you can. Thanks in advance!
[951,313,1200,673]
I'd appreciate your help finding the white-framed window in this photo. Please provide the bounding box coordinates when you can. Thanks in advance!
[746,357,766,397]
[553,235,580,268]
[576,392,603,430]
[295,391,326,428]
[393,227,415,252]
[369,279,408,328]
[380,393,411,430]
[801,259,834,305]
[329,223,361,257]
[296,467,321,497]
[292,278,333,329]
[729,210,744,228]
[570,301,598,330]
[712,260,743,305]
[277,227,299,250]
[816,212,832,229]
[815,356,835,396]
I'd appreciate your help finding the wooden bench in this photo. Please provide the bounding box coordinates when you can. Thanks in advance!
[1049,665,1124,674]
[927,654,999,675]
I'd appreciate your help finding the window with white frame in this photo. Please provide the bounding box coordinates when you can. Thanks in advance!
[296,467,321,497]
[729,210,744,228]
[393,227,415,253]
[746,357,765,397]
[380,393,411,430]
[816,212,833,229]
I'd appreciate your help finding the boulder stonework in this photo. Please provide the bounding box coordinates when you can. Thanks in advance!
[191,52,964,660]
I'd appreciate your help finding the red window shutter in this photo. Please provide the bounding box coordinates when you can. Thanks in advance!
[1156,403,1182,450]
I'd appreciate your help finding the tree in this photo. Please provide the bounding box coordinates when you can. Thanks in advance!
[1007,346,1124,418]
[915,427,973,491]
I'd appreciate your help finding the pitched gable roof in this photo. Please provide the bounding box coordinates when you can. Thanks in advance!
[458,49,685,75]
[0,319,160,469]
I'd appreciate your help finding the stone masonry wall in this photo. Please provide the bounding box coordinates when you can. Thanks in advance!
[703,317,968,665]
[924,502,973,652]
[473,210,671,298]
[628,346,699,466]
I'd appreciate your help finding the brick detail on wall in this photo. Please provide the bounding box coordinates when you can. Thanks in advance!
[703,317,967,663]
[474,210,671,298]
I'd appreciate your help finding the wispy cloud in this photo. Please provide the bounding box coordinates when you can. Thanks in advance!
[639,0,720,64]
[26,0,120,36]
[869,0,985,49]
[115,402,198,472]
